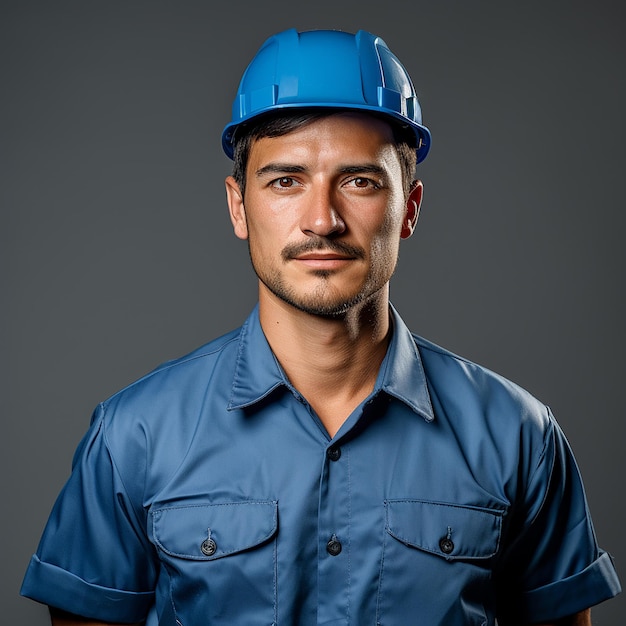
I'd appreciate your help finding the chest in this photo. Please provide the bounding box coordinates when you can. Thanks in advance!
[142,394,511,625]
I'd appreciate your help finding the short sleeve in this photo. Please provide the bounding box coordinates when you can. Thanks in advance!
[20,404,156,623]
[495,408,621,622]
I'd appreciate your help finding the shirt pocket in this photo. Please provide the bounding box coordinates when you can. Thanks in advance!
[385,499,502,561]
[151,500,278,625]
[377,499,503,626]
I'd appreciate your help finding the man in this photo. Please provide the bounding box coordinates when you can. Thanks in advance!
[21,28,620,625]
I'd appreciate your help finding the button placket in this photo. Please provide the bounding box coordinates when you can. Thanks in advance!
[324,447,342,558]
[317,439,351,623]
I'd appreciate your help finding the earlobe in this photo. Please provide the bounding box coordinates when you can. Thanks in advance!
[225,176,249,240]
[401,180,423,239]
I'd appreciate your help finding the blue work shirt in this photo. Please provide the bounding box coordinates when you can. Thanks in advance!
[21,305,620,625]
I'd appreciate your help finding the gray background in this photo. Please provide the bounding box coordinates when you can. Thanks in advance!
[2,1,624,623]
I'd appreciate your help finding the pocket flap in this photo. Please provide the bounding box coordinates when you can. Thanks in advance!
[152,500,278,561]
[385,500,503,560]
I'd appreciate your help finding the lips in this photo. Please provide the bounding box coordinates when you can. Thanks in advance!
[295,252,355,261]
[291,252,356,270]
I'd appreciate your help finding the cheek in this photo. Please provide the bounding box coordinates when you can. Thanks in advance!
[367,210,404,250]
[246,221,286,263]
[371,237,401,270]
[366,214,404,273]
[247,209,303,254]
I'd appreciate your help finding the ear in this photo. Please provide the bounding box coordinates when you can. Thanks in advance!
[401,179,423,239]
[225,175,249,240]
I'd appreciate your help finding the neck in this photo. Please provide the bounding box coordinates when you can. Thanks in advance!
[259,286,391,436]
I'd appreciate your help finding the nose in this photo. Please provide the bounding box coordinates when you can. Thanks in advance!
[300,184,346,237]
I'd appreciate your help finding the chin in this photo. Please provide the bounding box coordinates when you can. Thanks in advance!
[278,285,387,319]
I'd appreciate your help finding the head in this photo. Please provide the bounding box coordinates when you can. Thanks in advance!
[222,29,430,319]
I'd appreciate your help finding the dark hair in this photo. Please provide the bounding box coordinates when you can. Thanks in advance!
[230,109,418,197]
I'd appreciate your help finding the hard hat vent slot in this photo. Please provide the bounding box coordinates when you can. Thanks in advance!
[378,87,403,116]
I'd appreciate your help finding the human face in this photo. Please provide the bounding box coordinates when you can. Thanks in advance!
[226,113,422,318]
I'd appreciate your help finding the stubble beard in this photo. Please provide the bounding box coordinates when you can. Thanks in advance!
[247,238,397,319]
[257,267,369,318]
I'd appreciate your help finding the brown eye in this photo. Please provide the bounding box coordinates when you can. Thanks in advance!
[269,176,302,191]
[354,178,369,188]
[269,177,299,190]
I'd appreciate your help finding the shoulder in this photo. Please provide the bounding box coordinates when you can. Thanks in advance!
[105,327,240,411]
[415,334,549,418]
[408,334,564,507]
[412,333,554,454]
[79,325,246,496]
[93,326,243,454]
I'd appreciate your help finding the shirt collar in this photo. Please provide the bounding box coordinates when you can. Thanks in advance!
[378,305,435,422]
[227,304,286,411]
[228,304,435,423]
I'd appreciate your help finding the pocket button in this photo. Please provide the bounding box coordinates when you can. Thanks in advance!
[439,537,454,554]
[201,538,217,556]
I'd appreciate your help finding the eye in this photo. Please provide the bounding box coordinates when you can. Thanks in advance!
[269,177,300,189]
[346,177,381,190]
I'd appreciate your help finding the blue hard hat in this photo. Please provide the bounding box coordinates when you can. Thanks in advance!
[222,28,431,163]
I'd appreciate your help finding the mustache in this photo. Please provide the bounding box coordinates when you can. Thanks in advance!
[281,238,366,262]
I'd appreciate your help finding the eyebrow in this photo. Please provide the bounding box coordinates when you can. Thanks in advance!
[255,163,307,178]
[339,164,387,177]
[254,163,387,178]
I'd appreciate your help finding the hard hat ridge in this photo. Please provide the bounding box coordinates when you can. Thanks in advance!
[222,28,431,163]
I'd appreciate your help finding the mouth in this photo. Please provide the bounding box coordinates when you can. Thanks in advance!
[292,252,356,270]
[295,251,356,260]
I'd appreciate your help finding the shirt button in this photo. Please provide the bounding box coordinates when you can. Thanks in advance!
[439,537,454,555]
[326,446,341,461]
[201,538,217,556]
[326,537,342,556]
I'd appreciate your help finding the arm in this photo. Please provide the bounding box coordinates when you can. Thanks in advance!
[22,408,156,625]
[49,606,142,626]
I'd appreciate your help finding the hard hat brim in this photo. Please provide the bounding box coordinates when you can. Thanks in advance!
[221,104,431,163]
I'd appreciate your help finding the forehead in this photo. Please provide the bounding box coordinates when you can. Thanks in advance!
[247,112,400,168]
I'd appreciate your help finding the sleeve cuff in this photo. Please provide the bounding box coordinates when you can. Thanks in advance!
[20,554,154,623]
[504,550,622,623]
